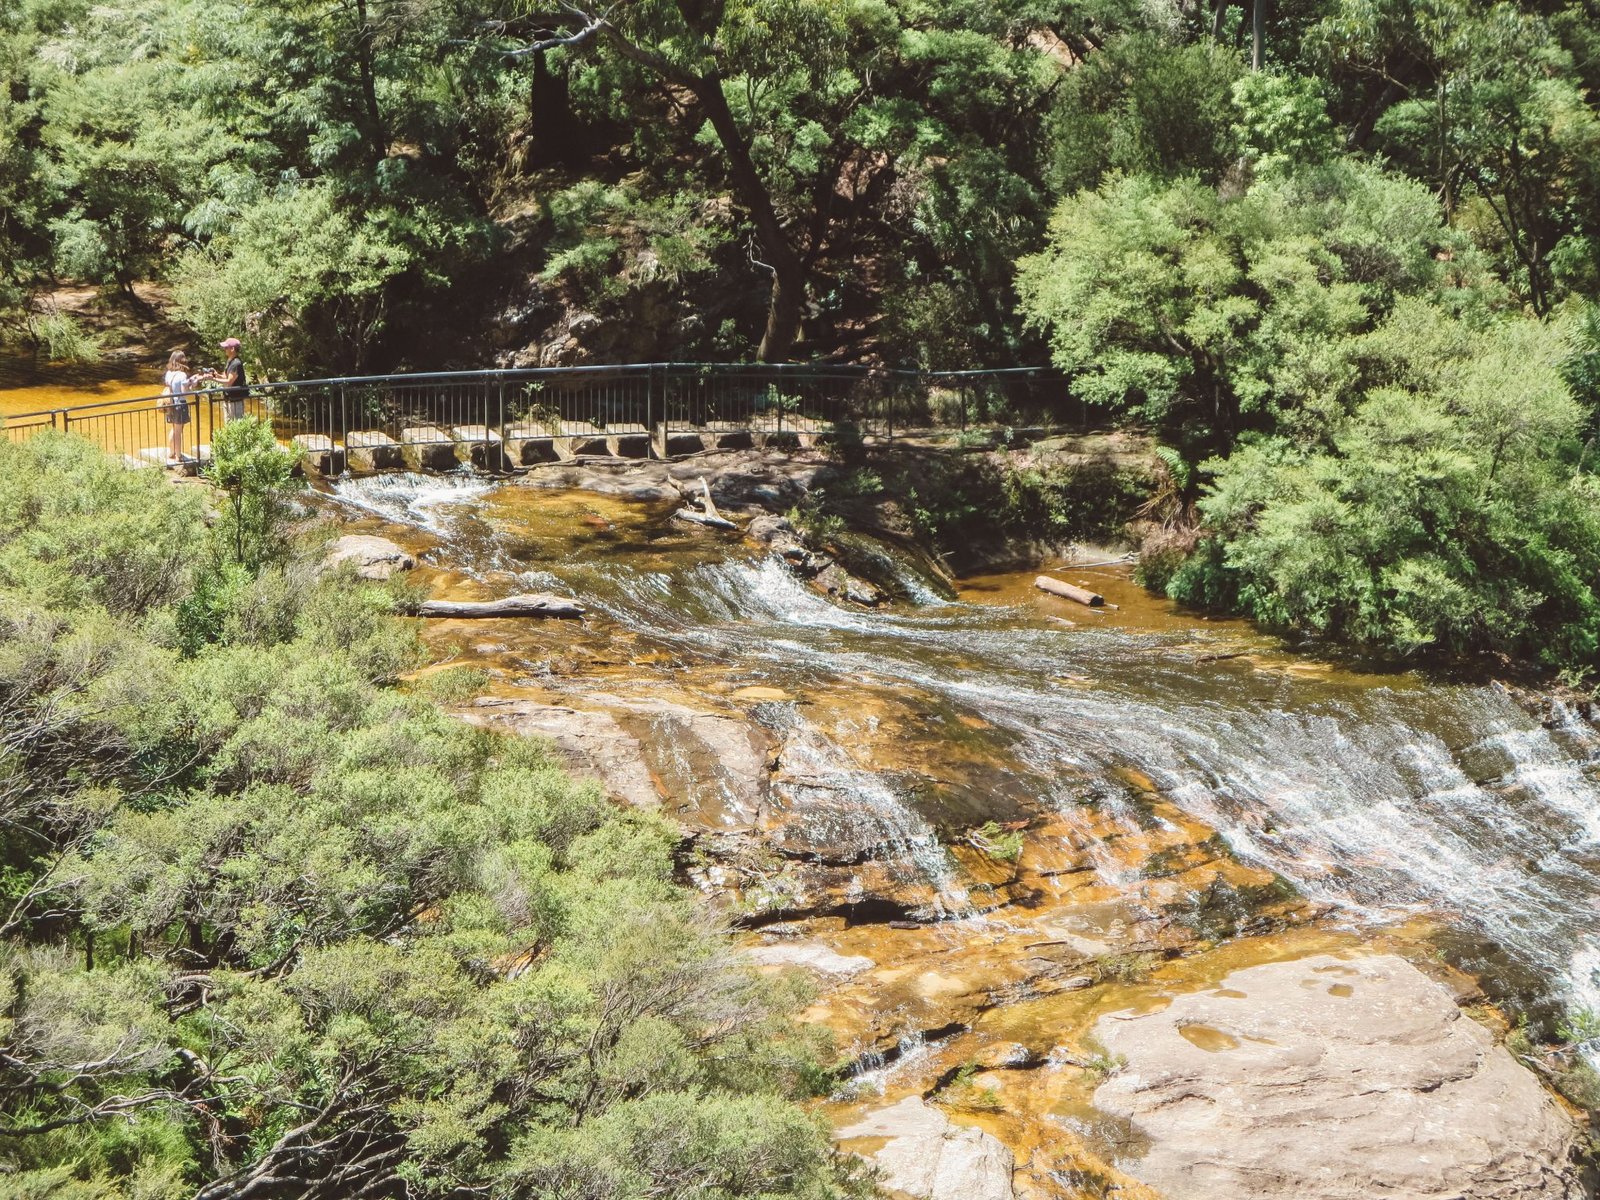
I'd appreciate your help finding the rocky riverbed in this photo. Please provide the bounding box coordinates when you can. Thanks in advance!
[318,452,1598,1200]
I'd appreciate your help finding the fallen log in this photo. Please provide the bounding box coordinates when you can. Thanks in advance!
[410,593,585,620]
[674,508,738,529]
[673,477,739,529]
[698,477,726,520]
[1035,575,1104,607]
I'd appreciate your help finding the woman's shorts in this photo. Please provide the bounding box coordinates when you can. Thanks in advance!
[164,403,190,425]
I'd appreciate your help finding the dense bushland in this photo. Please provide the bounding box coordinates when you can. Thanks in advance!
[0,0,1077,371]
[9,0,1600,666]
[1009,7,1600,673]
[0,434,865,1199]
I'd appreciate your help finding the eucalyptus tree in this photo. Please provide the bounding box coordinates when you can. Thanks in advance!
[1310,0,1600,314]
[488,0,1109,361]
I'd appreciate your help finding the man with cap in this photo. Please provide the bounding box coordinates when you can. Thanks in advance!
[206,337,249,423]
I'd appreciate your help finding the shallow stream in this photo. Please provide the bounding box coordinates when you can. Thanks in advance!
[328,469,1600,1191]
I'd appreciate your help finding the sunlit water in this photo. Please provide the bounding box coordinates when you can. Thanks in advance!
[333,473,1600,1027]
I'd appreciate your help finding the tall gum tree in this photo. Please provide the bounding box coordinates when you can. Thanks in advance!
[501,0,1089,361]
[500,0,855,360]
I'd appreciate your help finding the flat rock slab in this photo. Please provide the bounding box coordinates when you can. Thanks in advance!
[605,423,651,458]
[293,433,345,477]
[401,425,459,470]
[745,941,875,976]
[450,424,511,470]
[323,534,416,580]
[465,695,773,829]
[555,421,609,459]
[653,426,707,458]
[703,427,755,451]
[464,701,661,809]
[837,1097,1015,1200]
[515,465,680,503]
[502,423,559,465]
[1092,954,1584,1200]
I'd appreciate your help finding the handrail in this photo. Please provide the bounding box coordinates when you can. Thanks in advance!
[1,363,1060,424]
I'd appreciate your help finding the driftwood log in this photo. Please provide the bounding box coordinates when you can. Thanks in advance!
[1034,575,1112,608]
[410,593,585,620]
[673,476,739,529]
[674,509,738,529]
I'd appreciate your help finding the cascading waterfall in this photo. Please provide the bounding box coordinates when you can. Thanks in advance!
[326,473,1600,1027]
[764,703,975,920]
[331,471,497,534]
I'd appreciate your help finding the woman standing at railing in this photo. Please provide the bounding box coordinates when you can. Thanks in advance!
[204,337,248,423]
[162,349,196,466]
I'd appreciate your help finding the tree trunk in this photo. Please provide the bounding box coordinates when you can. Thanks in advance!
[688,73,806,361]
[409,593,586,619]
[528,50,581,167]
[1212,0,1229,42]
[1034,576,1105,607]
[590,22,807,359]
[353,0,386,163]
[1251,0,1264,70]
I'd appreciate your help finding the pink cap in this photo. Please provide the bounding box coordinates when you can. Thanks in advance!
[220,337,241,349]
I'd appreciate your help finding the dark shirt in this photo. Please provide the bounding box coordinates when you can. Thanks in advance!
[222,356,247,397]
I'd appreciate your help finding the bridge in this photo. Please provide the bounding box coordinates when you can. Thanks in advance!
[1,362,1080,475]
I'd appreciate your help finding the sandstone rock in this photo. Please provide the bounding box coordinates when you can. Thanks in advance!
[588,693,773,829]
[747,514,795,544]
[837,1096,1015,1200]
[465,700,660,809]
[814,562,885,606]
[745,941,875,976]
[514,463,680,502]
[323,534,416,580]
[1091,954,1583,1200]
[465,695,774,829]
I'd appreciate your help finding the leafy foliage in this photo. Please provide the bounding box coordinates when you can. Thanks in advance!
[1170,310,1600,663]
[0,436,866,1199]
[201,416,303,574]
[1018,140,1600,671]
[1017,161,1466,438]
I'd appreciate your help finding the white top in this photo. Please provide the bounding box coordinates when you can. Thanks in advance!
[164,369,190,396]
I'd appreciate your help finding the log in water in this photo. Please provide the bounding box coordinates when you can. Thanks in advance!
[1034,574,1103,607]
[675,508,738,529]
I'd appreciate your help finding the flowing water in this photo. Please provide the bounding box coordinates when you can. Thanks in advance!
[329,471,1600,1036]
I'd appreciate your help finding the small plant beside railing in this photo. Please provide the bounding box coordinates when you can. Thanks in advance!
[204,416,303,572]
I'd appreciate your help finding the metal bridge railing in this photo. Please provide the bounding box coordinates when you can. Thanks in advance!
[1,363,1083,472]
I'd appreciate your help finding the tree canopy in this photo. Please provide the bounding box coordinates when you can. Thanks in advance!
[9,0,1600,665]
[0,434,867,1198]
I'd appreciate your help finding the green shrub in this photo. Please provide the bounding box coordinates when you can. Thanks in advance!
[26,310,103,363]
[1183,313,1600,666]
[0,433,203,614]
[201,415,302,573]
[0,438,865,1199]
